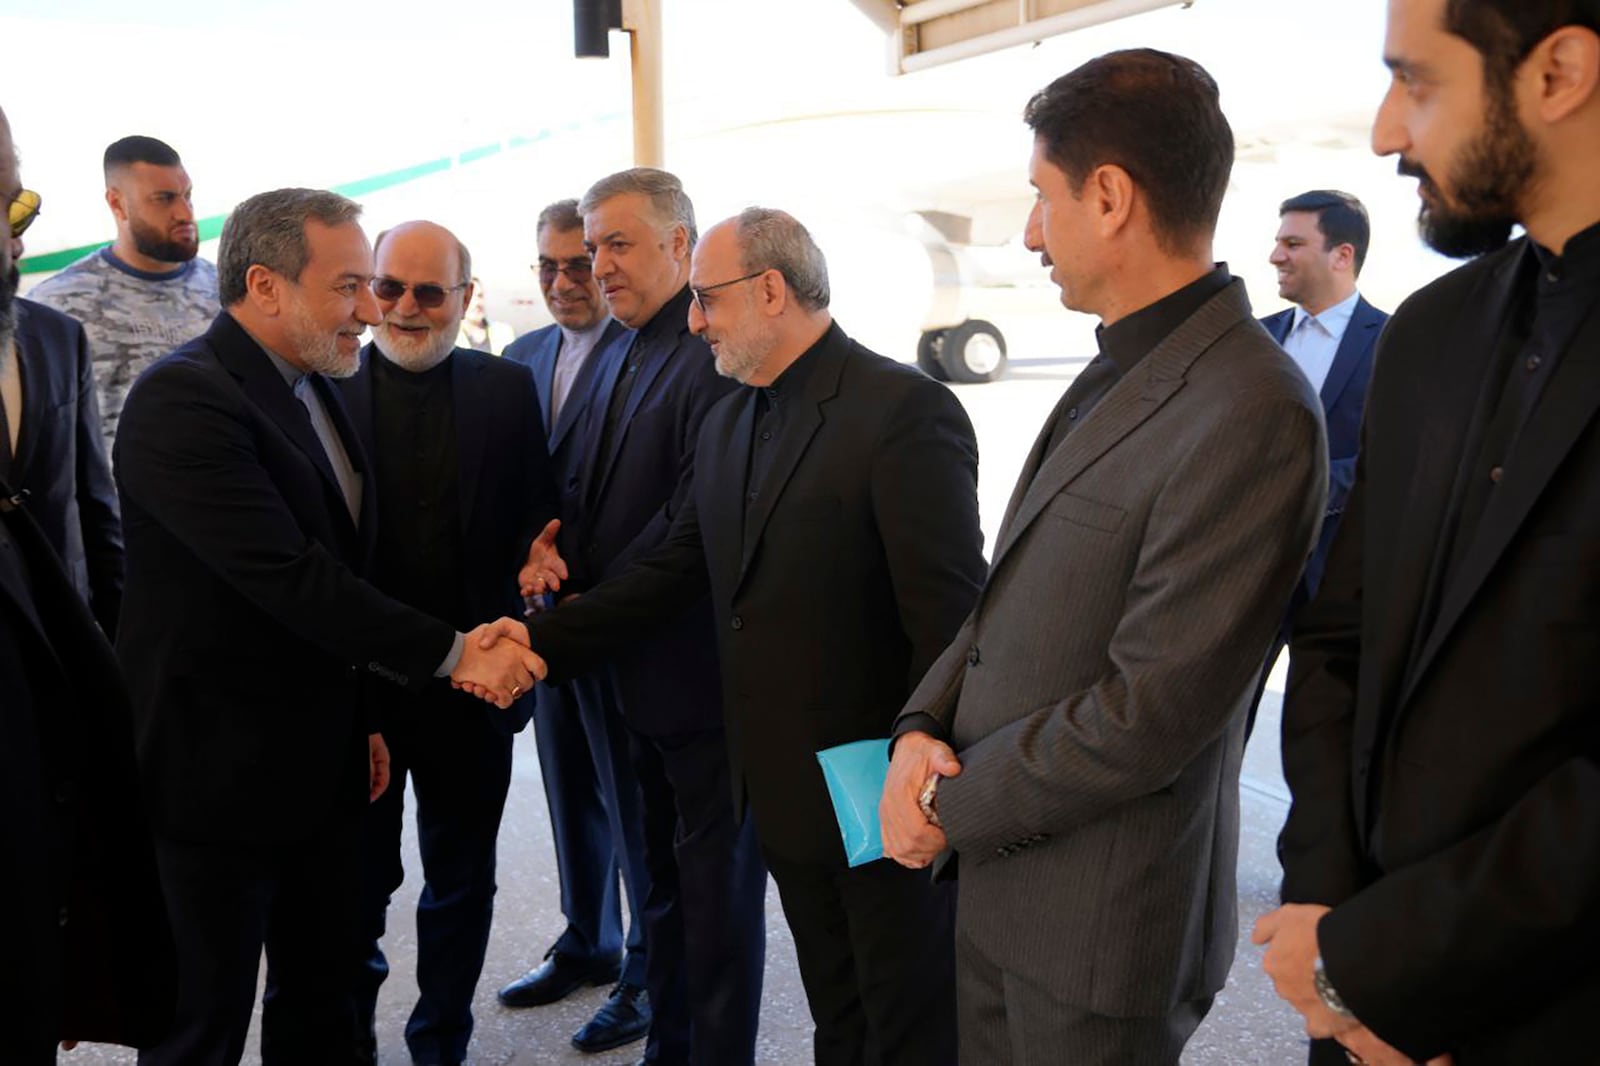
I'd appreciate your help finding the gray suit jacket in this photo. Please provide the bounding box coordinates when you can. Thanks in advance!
[895,279,1326,1017]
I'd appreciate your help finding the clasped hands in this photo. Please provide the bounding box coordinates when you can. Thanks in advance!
[450,617,546,708]
[880,730,962,869]
[1253,904,1453,1066]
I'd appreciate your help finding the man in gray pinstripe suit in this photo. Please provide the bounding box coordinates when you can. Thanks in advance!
[881,50,1328,1065]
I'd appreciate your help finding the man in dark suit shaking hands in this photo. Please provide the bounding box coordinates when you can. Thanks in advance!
[880,51,1327,1065]
[340,220,560,1066]
[507,207,985,1065]
[1258,1,1600,1063]
[114,188,542,1066]
[498,201,652,1054]
[1249,190,1387,738]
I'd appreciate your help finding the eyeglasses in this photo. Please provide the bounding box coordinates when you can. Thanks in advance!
[7,189,41,240]
[689,270,766,313]
[370,276,468,309]
[536,257,594,285]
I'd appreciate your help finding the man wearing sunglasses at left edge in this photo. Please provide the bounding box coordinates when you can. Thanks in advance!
[339,220,561,1066]
[1,128,123,636]
[0,103,176,1065]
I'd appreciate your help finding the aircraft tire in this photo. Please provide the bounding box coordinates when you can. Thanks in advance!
[938,319,1007,384]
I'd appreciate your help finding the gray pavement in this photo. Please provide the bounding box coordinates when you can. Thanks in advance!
[67,359,1318,1065]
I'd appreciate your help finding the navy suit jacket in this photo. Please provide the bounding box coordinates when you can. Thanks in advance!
[337,343,559,733]
[10,299,122,633]
[114,313,456,845]
[553,286,737,737]
[503,318,631,540]
[1261,294,1387,604]
[0,477,173,1050]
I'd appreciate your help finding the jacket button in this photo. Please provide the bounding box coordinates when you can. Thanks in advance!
[966,645,980,666]
[731,616,744,631]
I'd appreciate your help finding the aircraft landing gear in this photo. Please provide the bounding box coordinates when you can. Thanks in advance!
[918,319,1007,384]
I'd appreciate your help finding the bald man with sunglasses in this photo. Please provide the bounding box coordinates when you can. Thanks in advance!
[338,220,560,1066]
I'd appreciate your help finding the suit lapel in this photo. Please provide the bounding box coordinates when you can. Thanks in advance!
[1320,297,1381,412]
[736,337,844,588]
[1263,308,1294,345]
[551,321,627,453]
[309,373,369,555]
[1401,293,1600,708]
[1366,255,1524,730]
[452,350,488,536]
[215,316,348,517]
[702,395,752,595]
[576,331,631,505]
[987,283,1251,574]
[10,326,44,482]
[591,330,674,506]
[531,329,559,437]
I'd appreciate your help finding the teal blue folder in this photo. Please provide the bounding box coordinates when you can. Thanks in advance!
[815,738,891,867]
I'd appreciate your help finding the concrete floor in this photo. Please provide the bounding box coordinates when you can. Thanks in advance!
[65,355,1319,1065]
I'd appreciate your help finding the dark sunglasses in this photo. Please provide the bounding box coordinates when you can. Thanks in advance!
[370,276,467,309]
[8,189,41,239]
[537,257,594,284]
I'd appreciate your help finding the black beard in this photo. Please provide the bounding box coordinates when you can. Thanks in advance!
[0,265,17,335]
[130,217,199,264]
[1401,86,1536,259]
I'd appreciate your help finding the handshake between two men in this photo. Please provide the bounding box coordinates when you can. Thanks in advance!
[449,519,569,708]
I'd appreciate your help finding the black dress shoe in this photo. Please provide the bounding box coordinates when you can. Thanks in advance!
[497,948,622,1008]
[570,981,651,1053]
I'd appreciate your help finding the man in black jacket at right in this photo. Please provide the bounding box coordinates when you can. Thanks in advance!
[513,207,985,1066]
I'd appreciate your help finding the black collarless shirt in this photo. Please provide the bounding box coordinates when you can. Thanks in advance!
[1437,220,1600,591]
[1045,266,1232,456]
[371,349,466,625]
[744,326,829,530]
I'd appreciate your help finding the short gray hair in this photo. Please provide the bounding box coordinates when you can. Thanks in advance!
[579,167,697,248]
[372,225,473,286]
[218,188,363,306]
[735,207,830,311]
[537,198,583,238]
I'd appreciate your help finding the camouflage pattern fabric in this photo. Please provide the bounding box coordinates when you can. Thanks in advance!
[26,248,219,448]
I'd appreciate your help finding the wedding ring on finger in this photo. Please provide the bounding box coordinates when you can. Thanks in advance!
[511,685,523,698]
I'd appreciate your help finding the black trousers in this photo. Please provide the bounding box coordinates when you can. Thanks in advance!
[627,720,768,1066]
[352,687,514,1064]
[139,820,362,1066]
[762,850,958,1066]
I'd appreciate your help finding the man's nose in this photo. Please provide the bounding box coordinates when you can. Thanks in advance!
[356,283,383,326]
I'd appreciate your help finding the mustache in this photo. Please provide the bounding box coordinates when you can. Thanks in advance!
[1396,156,1438,193]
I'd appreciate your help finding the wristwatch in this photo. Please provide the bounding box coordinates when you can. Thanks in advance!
[1313,956,1355,1018]
[917,773,942,828]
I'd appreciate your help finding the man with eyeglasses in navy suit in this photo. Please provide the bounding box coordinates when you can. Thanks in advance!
[497,199,653,1056]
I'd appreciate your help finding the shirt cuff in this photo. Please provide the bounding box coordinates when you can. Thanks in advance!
[435,631,466,678]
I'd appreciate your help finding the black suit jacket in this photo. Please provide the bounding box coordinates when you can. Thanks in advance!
[531,323,986,862]
[10,298,123,632]
[553,286,736,737]
[0,479,173,1050]
[113,313,456,845]
[337,342,559,732]
[1280,240,1600,1062]
[1261,294,1386,604]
